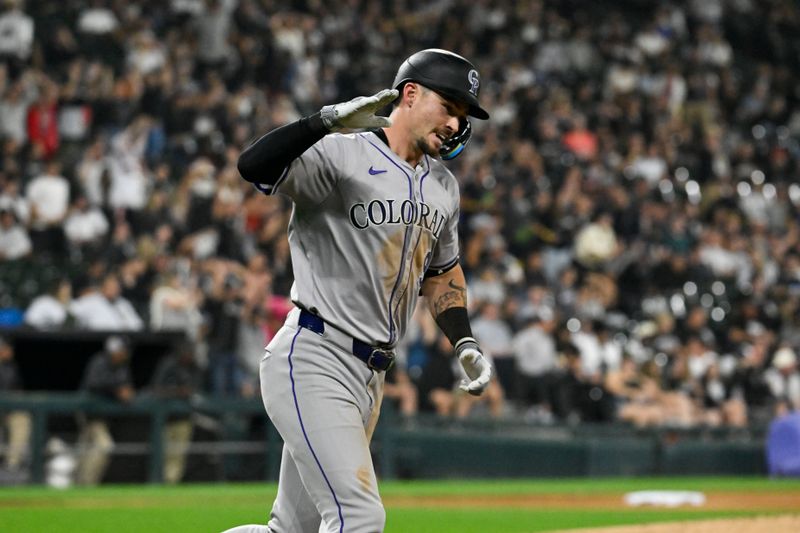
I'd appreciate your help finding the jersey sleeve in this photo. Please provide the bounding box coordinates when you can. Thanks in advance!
[426,190,460,277]
[267,135,345,209]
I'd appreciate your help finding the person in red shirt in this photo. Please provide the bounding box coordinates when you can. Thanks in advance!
[562,113,597,161]
[27,83,60,159]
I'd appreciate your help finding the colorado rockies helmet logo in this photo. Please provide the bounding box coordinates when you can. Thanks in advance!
[468,69,480,96]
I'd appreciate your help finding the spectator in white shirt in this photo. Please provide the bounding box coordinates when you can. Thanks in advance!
[0,81,31,145]
[64,195,109,251]
[149,271,203,338]
[77,1,119,35]
[471,302,515,398]
[0,0,34,66]
[25,160,70,254]
[76,138,108,207]
[126,30,166,76]
[70,272,144,331]
[765,347,800,416]
[571,320,622,380]
[0,207,30,259]
[106,117,151,211]
[513,311,560,416]
[0,179,30,224]
[24,279,72,329]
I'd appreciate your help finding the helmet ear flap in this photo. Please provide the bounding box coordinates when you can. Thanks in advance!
[439,117,472,160]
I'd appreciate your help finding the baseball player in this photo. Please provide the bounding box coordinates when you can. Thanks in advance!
[223,49,493,533]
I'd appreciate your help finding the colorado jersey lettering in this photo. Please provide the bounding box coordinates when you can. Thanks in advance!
[266,131,460,346]
[348,199,446,235]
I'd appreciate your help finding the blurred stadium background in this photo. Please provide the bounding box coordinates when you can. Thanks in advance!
[1,0,800,530]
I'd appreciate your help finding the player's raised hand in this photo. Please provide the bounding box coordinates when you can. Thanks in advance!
[320,89,398,131]
[455,337,492,396]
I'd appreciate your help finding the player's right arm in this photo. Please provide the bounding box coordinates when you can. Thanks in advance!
[237,114,329,186]
[237,89,397,187]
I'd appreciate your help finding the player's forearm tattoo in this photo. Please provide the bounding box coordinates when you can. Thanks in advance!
[433,280,467,315]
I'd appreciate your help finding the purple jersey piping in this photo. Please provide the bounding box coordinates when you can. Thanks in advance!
[363,135,414,345]
[419,155,431,202]
[270,166,291,194]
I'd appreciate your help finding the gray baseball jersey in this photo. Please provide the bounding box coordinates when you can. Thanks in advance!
[265,131,460,347]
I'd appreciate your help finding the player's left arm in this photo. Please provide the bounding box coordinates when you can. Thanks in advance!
[421,264,492,396]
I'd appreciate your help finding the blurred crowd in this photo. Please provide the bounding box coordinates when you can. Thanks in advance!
[1,0,800,441]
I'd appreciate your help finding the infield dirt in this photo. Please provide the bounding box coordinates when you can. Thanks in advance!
[554,514,800,533]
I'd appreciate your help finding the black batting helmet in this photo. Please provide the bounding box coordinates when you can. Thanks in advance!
[393,49,489,120]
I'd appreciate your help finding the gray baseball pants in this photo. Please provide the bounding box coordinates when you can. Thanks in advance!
[225,308,385,533]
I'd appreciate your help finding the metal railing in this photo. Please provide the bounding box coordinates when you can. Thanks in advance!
[0,393,277,484]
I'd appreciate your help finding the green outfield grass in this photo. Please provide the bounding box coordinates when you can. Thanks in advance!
[0,478,798,533]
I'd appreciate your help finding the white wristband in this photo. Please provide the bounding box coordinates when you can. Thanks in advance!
[454,337,479,352]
